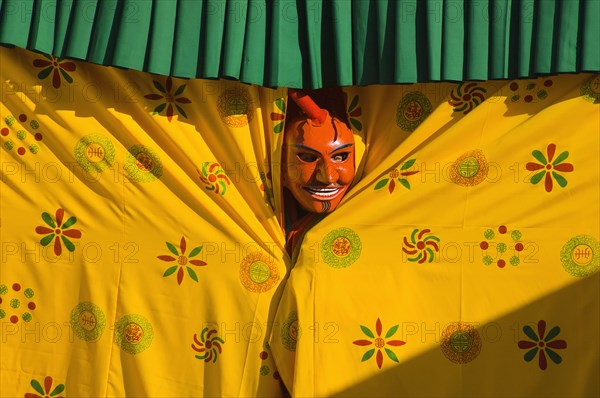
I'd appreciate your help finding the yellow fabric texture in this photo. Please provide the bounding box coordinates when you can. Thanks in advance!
[270,77,600,396]
[1,46,288,397]
[1,45,599,397]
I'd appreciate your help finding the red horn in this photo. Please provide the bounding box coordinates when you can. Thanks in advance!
[288,89,328,126]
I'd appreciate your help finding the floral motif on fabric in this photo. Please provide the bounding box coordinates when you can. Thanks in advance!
[518,320,567,370]
[353,318,406,369]
[526,144,573,192]
[35,208,81,256]
[144,77,191,122]
[374,159,418,193]
[158,237,207,285]
[270,98,286,134]
[345,93,363,131]
[24,376,65,398]
[33,54,76,89]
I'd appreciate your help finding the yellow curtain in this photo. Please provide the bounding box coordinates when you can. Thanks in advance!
[271,75,600,396]
[1,46,288,397]
[1,45,598,397]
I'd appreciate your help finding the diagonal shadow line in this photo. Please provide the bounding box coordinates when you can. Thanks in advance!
[328,273,599,397]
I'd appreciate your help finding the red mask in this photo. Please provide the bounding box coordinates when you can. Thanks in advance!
[283,114,355,213]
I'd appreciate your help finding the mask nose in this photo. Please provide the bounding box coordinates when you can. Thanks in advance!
[316,161,339,184]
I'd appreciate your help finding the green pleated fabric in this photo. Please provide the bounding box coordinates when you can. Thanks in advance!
[0,0,598,88]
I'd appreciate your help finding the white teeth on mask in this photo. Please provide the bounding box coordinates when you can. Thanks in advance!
[304,187,341,197]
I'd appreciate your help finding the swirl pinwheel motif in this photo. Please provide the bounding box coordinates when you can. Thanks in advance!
[448,82,486,114]
[402,229,440,264]
[35,208,82,256]
[158,237,207,285]
[374,159,418,193]
[144,77,191,122]
[270,98,286,133]
[353,318,406,369]
[192,327,225,363]
[197,162,231,195]
[33,54,76,89]
[345,93,363,131]
[526,144,574,192]
[25,376,65,398]
[518,320,567,370]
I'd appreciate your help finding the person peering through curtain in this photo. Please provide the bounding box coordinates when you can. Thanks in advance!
[281,87,357,259]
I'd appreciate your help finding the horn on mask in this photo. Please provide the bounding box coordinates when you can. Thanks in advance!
[288,89,329,126]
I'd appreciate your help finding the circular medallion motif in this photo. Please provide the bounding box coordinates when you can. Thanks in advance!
[249,261,271,283]
[124,145,162,183]
[239,252,279,293]
[396,92,432,132]
[321,228,362,268]
[449,150,489,186]
[580,75,600,104]
[114,314,154,354]
[281,311,300,351]
[217,87,254,128]
[457,156,479,178]
[560,235,599,277]
[74,134,116,173]
[70,302,106,342]
[440,322,482,364]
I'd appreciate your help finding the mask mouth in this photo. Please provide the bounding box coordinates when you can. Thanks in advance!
[303,186,343,198]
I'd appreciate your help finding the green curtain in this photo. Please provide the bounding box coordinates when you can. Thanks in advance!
[0,0,598,88]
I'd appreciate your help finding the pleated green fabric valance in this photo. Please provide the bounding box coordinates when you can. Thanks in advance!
[0,0,598,88]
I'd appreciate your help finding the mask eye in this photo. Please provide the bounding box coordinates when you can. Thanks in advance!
[331,152,349,162]
[297,153,318,162]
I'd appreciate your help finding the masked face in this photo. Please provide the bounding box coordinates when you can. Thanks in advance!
[283,115,355,213]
